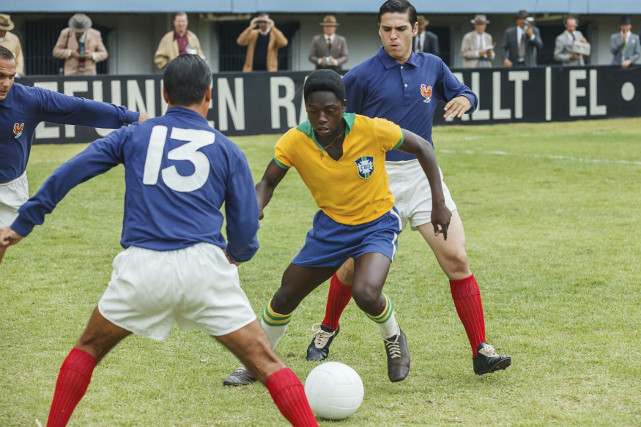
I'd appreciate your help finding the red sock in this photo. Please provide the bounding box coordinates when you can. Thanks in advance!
[321,274,352,330]
[265,367,317,426]
[47,348,96,427]
[450,274,486,356]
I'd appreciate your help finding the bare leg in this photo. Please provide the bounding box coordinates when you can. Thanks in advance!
[0,245,6,264]
[74,306,132,362]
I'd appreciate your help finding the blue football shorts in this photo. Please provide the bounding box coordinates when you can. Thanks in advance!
[292,207,403,267]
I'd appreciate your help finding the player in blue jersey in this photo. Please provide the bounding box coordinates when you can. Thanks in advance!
[0,45,148,265]
[0,55,317,427]
[308,0,511,376]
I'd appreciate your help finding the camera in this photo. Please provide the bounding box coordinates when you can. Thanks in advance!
[256,20,267,24]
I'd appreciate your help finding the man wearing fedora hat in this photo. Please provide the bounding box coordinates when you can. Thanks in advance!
[461,15,495,68]
[501,10,542,67]
[610,15,640,69]
[414,15,439,56]
[308,15,349,70]
[53,13,108,76]
[0,14,23,77]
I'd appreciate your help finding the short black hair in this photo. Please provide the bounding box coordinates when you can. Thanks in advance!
[0,46,15,61]
[378,0,418,27]
[163,54,212,106]
[303,69,345,103]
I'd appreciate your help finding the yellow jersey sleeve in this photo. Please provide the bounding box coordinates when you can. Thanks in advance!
[274,128,297,169]
[372,117,404,152]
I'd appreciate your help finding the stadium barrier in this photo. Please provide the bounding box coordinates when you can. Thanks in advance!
[20,65,641,144]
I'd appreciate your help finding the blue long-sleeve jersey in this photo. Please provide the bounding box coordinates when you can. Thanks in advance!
[12,107,260,262]
[343,48,478,161]
[0,82,140,183]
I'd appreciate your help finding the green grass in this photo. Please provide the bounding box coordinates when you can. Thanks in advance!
[2,119,641,426]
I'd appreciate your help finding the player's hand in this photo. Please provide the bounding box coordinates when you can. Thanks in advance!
[431,205,451,240]
[525,26,534,38]
[621,33,626,41]
[266,18,274,29]
[443,96,471,119]
[503,58,513,67]
[0,227,23,247]
[622,59,632,69]
[258,208,265,221]
[138,112,150,122]
[70,49,81,59]
[224,250,242,266]
[84,51,93,59]
[250,17,259,27]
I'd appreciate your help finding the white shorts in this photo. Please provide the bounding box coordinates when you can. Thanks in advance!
[0,172,28,227]
[98,243,257,341]
[386,160,457,231]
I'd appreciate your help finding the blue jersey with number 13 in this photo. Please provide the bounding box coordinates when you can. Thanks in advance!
[12,107,260,262]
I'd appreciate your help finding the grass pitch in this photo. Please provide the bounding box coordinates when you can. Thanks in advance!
[1,118,640,426]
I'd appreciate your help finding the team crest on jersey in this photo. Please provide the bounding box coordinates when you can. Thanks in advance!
[420,84,433,103]
[13,123,24,138]
[354,156,374,179]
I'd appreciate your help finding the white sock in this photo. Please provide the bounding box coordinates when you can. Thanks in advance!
[260,319,288,348]
[378,311,400,339]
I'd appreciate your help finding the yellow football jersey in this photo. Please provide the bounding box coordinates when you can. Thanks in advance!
[274,113,403,225]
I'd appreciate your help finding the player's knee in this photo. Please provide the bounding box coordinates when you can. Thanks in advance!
[351,286,381,313]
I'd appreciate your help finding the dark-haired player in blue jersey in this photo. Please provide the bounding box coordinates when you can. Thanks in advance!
[308,0,511,376]
[0,55,317,427]
[0,45,147,265]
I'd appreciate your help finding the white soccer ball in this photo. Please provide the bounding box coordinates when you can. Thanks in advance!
[304,361,364,420]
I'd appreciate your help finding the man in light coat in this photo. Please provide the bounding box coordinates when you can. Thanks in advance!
[237,13,288,72]
[461,15,495,68]
[0,14,24,76]
[154,12,205,70]
[52,14,108,76]
[554,17,587,66]
[610,15,640,69]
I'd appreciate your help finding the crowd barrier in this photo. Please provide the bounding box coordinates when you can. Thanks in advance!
[19,65,641,144]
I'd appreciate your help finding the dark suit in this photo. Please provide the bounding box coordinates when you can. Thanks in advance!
[501,25,542,67]
[414,30,440,57]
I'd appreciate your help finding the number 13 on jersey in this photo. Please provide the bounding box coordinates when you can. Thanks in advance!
[143,126,216,192]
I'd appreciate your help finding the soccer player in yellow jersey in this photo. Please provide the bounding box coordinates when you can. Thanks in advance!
[223,69,450,385]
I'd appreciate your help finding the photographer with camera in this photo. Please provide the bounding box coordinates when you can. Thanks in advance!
[52,14,108,76]
[501,10,542,67]
[237,13,288,72]
[554,17,588,66]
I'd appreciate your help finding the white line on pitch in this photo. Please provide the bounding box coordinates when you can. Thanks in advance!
[437,149,641,166]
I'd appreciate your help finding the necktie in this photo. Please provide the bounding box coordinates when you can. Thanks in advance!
[327,38,332,55]
[518,33,526,58]
[622,36,628,59]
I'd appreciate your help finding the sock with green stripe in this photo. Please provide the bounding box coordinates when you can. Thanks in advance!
[261,299,293,349]
[366,294,400,339]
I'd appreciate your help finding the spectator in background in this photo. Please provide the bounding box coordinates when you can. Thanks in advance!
[460,14,495,68]
[413,15,439,56]
[554,17,587,66]
[0,14,24,77]
[154,12,205,70]
[308,15,348,70]
[610,16,640,69]
[52,14,108,76]
[237,13,288,72]
[501,10,542,67]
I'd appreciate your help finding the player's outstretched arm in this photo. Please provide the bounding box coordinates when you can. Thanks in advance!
[0,227,23,248]
[397,130,451,239]
[255,159,288,220]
